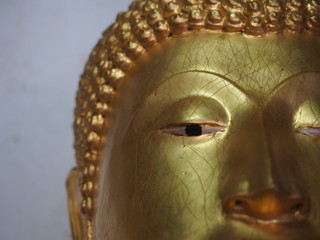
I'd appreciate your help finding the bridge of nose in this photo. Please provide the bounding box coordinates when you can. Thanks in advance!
[218,107,276,197]
[218,97,311,223]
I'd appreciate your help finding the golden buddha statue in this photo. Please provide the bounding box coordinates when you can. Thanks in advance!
[67,0,320,239]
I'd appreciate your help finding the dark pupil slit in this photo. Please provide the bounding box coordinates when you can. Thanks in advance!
[185,124,202,136]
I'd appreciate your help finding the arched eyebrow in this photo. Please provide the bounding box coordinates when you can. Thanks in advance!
[269,71,320,96]
[266,71,320,109]
[154,70,320,107]
[155,70,250,96]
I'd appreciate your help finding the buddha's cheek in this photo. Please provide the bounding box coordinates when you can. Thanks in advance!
[119,131,225,238]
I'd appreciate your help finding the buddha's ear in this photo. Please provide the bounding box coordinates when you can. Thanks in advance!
[66,168,88,240]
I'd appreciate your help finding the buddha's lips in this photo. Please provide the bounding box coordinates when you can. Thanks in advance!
[227,213,310,234]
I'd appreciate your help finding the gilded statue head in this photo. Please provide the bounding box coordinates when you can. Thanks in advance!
[67,0,320,239]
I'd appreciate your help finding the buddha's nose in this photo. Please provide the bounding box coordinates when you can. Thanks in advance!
[223,189,309,223]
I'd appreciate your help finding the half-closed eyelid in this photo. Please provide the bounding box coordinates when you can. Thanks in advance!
[160,122,226,137]
[296,126,320,139]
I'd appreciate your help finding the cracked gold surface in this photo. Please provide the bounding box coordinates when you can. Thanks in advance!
[72,0,320,235]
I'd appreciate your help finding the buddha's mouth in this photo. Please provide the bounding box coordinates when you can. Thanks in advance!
[227,213,310,233]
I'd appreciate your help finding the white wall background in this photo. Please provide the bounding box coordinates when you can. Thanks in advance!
[0,0,132,239]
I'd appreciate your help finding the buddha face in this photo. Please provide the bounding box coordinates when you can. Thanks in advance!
[94,31,320,240]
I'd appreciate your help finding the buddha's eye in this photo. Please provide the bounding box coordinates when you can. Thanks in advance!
[160,123,225,137]
[296,126,320,139]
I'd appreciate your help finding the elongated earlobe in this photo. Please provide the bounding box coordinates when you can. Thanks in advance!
[66,168,88,240]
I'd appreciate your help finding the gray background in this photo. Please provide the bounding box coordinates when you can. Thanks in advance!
[0,0,132,239]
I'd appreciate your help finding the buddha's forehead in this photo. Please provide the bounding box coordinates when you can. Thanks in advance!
[135,31,320,94]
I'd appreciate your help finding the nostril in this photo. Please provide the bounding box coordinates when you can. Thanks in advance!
[223,198,247,214]
[234,199,245,210]
[226,199,248,214]
[289,201,309,216]
[223,191,310,222]
[290,203,303,214]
